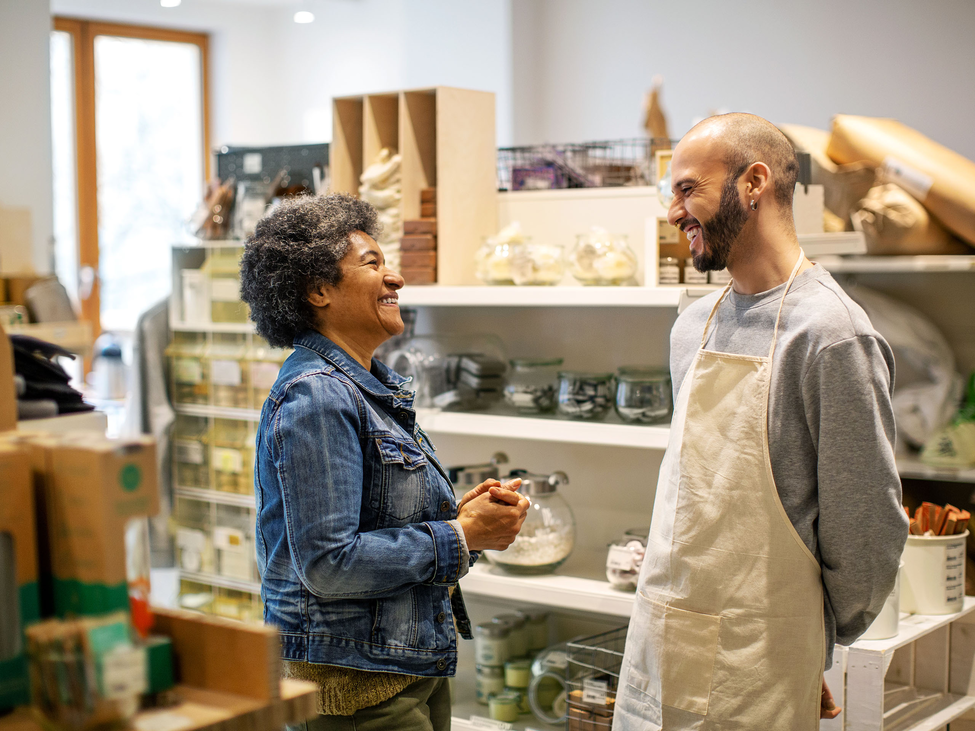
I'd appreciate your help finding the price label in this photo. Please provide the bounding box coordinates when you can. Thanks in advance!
[100,645,147,699]
[134,712,196,731]
[541,650,568,670]
[210,359,242,386]
[468,717,512,730]
[213,447,244,474]
[606,545,637,571]
[175,439,205,465]
[250,361,280,389]
[213,526,246,552]
[945,540,966,606]
[582,677,609,705]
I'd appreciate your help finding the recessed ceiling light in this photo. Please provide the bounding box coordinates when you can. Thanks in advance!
[160,0,181,7]
[294,10,315,23]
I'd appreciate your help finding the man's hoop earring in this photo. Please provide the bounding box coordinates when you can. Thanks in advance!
[750,200,757,211]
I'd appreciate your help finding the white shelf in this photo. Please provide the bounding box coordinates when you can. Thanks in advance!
[181,570,261,595]
[175,403,262,421]
[417,408,670,449]
[175,485,256,508]
[818,254,975,273]
[851,597,975,655]
[399,284,682,308]
[459,561,635,618]
[171,319,256,333]
[798,231,867,257]
[897,456,975,483]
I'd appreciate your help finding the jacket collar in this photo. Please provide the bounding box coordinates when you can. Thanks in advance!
[293,330,413,405]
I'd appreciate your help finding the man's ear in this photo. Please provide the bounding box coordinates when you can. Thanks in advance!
[743,161,772,201]
[307,283,331,309]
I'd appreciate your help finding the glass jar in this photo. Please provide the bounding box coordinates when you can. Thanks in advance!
[475,239,516,285]
[606,527,649,591]
[173,414,209,488]
[570,228,637,285]
[504,358,562,414]
[167,332,208,405]
[557,371,614,420]
[207,333,249,409]
[505,659,532,689]
[493,614,528,658]
[474,622,511,667]
[519,609,550,653]
[488,693,521,722]
[614,368,673,424]
[510,241,564,286]
[658,257,680,285]
[212,418,253,495]
[684,258,709,284]
[484,470,575,575]
[475,665,505,705]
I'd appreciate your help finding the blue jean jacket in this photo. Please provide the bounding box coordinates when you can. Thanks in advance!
[255,330,474,676]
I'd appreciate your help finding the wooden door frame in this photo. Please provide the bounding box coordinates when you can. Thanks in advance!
[52,17,210,337]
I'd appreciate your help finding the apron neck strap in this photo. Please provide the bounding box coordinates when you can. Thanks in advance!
[699,248,807,360]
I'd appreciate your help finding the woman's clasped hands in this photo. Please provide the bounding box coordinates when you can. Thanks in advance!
[456,478,529,551]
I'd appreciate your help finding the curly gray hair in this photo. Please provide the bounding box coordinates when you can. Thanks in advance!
[239,193,381,348]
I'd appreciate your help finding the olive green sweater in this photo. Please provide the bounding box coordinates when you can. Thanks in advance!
[283,661,419,716]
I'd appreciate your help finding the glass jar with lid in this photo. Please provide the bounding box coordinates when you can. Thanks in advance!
[493,613,528,658]
[475,665,505,705]
[557,371,614,420]
[570,228,637,285]
[606,527,650,591]
[475,622,511,667]
[475,238,516,285]
[484,470,575,575]
[510,241,564,285]
[504,358,562,414]
[614,368,673,424]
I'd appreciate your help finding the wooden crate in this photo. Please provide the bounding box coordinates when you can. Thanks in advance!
[331,87,497,286]
[821,597,975,731]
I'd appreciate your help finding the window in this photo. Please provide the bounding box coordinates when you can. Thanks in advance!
[52,19,209,335]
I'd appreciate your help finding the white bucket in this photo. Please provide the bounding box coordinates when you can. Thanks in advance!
[861,561,903,640]
[901,531,968,615]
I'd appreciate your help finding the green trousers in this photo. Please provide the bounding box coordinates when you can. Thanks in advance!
[288,677,451,731]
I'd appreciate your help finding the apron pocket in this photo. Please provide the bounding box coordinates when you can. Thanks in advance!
[625,593,721,716]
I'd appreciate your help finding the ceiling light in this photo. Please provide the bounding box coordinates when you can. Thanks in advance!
[160,0,181,7]
[294,10,315,23]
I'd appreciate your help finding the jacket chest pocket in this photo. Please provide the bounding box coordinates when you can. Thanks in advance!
[374,436,430,523]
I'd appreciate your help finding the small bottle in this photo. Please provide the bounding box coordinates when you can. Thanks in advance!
[658,257,680,285]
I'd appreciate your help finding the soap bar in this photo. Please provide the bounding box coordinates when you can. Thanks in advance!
[401,234,437,251]
[404,219,437,235]
[401,250,437,269]
[420,188,436,203]
[420,203,437,218]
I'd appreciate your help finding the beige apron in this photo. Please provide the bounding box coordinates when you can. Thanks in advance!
[613,252,825,731]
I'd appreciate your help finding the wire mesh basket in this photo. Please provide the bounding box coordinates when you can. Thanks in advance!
[497,138,672,191]
[565,626,628,730]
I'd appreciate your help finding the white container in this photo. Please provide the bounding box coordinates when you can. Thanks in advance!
[181,269,209,325]
[901,531,968,615]
[860,561,903,640]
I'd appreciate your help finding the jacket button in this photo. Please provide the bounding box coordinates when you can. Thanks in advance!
[436,612,446,623]
[436,658,447,671]
[440,500,450,512]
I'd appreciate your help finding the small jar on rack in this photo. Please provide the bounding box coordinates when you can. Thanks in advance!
[570,228,637,285]
[510,241,565,285]
[557,371,614,420]
[504,358,563,413]
[614,368,672,424]
[605,527,650,591]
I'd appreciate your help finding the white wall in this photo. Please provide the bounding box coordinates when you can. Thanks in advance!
[0,1,54,273]
[511,0,975,161]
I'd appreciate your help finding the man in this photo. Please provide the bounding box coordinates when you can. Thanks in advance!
[613,114,908,730]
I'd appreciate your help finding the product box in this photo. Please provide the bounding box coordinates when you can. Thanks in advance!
[0,442,41,711]
[44,436,159,617]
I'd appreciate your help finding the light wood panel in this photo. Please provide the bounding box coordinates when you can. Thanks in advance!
[399,90,437,221]
[330,97,363,195]
[363,94,399,166]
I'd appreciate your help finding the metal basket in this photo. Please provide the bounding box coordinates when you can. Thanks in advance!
[497,138,672,191]
[565,626,628,730]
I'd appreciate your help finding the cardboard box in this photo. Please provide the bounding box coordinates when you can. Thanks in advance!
[827,115,975,246]
[45,436,158,617]
[0,442,41,710]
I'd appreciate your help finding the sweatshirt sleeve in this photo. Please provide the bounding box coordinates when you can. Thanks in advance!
[802,334,909,645]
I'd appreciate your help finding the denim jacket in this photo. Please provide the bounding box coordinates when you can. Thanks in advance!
[255,330,474,676]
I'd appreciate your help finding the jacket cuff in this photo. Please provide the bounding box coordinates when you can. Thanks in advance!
[424,520,470,584]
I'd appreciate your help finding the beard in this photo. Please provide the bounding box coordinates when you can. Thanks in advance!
[691,175,750,272]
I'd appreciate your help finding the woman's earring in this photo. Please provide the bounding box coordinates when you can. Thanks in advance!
[750,200,757,211]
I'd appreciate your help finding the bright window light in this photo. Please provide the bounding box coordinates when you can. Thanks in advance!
[294,11,315,23]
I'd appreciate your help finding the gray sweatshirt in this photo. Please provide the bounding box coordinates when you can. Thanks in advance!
[670,263,908,667]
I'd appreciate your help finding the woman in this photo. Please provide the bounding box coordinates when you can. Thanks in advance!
[240,193,528,731]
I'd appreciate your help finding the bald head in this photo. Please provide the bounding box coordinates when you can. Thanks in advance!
[687,113,799,209]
